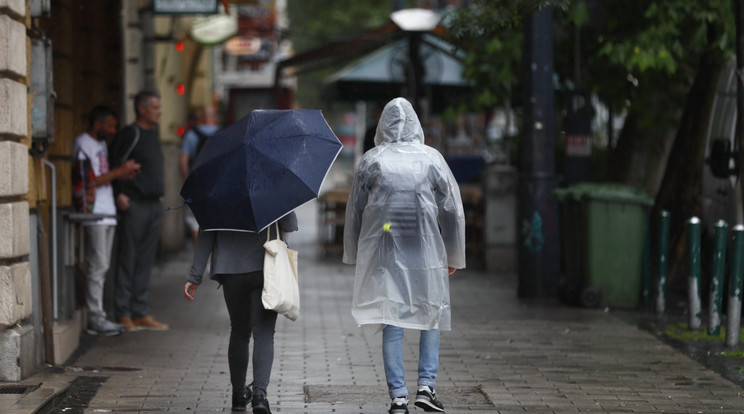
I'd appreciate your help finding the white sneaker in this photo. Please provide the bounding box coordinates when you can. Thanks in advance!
[86,319,125,336]
[389,397,409,414]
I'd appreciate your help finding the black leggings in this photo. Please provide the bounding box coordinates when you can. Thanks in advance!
[221,272,277,397]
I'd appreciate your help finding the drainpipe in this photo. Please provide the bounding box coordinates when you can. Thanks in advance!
[43,160,58,319]
[36,211,55,364]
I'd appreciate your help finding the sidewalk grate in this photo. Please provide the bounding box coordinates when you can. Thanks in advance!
[304,385,494,407]
[0,383,40,394]
[38,376,108,414]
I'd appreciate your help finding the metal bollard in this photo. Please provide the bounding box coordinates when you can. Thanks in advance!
[656,210,671,314]
[709,220,728,336]
[642,214,652,307]
[726,225,744,347]
[687,217,702,330]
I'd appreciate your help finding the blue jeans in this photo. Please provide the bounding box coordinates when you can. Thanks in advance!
[382,325,440,399]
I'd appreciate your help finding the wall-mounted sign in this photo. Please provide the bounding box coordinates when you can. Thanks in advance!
[225,36,262,56]
[565,134,592,157]
[154,0,219,15]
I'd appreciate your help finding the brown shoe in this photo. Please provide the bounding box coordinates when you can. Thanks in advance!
[132,315,169,331]
[119,316,139,332]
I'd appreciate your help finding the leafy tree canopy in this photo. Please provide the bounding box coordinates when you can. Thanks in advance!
[286,0,392,53]
[446,0,735,117]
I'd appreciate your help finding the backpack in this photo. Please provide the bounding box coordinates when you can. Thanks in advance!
[72,149,96,213]
[189,126,211,170]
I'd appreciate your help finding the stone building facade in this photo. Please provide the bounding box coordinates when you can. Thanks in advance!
[0,0,34,382]
[0,0,206,380]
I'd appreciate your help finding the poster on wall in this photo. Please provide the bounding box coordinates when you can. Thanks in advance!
[223,1,276,66]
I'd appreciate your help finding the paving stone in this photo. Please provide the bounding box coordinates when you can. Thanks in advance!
[6,200,744,413]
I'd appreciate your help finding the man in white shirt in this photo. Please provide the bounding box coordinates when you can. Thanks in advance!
[73,106,140,336]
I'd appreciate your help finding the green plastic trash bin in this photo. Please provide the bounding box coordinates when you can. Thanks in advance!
[556,184,653,308]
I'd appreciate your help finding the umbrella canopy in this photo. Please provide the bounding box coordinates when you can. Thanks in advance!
[181,109,342,232]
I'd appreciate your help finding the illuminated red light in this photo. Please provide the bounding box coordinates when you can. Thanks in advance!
[176,83,185,95]
[176,41,184,52]
[177,126,185,137]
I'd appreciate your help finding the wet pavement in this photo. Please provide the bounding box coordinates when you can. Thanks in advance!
[3,200,744,413]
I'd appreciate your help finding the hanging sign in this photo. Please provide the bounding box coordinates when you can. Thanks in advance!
[566,134,592,156]
[154,0,219,14]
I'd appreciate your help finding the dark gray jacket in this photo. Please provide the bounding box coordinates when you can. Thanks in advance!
[188,212,298,285]
[109,124,164,201]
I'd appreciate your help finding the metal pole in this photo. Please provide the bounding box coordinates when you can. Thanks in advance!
[518,6,560,298]
[642,213,652,306]
[656,210,670,314]
[408,32,425,113]
[36,212,55,364]
[735,0,744,224]
[726,224,744,346]
[140,7,156,92]
[709,220,728,336]
[43,160,57,320]
[688,217,702,330]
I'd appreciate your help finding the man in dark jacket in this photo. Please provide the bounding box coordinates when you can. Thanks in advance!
[108,90,168,332]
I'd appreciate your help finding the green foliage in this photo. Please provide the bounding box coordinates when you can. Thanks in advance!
[594,1,733,75]
[286,0,394,108]
[721,351,744,358]
[446,0,735,115]
[663,322,744,343]
[287,0,392,53]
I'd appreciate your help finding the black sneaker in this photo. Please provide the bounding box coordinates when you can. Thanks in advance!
[414,386,444,412]
[389,397,409,414]
[231,385,252,412]
[252,393,271,414]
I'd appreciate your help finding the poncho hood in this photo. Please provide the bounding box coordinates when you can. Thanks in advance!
[374,97,424,146]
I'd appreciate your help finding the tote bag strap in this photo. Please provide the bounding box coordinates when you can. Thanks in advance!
[266,222,283,243]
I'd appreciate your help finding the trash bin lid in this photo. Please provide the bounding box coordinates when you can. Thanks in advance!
[553,187,573,201]
[572,183,654,206]
[553,186,586,201]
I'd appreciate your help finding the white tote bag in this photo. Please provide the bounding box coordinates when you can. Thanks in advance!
[262,222,300,321]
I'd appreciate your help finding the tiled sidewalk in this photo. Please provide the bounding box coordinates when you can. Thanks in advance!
[3,201,744,413]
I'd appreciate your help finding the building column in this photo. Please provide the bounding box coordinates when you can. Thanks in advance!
[0,0,35,381]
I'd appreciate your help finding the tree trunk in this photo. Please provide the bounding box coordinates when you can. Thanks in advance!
[606,89,682,194]
[654,47,726,291]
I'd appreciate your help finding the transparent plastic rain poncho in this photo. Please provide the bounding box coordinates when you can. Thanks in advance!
[343,97,466,331]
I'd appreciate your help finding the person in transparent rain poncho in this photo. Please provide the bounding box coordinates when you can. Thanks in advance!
[343,98,466,414]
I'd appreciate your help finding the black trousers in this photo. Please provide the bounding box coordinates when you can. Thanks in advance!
[221,272,278,397]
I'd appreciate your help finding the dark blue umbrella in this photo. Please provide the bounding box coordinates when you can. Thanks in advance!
[180,109,343,232]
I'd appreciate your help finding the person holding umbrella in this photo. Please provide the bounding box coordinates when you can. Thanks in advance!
[343,97,466,414]
[183,214,297,413]
[180,109,342,413]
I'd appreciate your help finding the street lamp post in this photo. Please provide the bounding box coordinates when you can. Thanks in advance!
[391,8,439,115]
[518,6,560,298]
